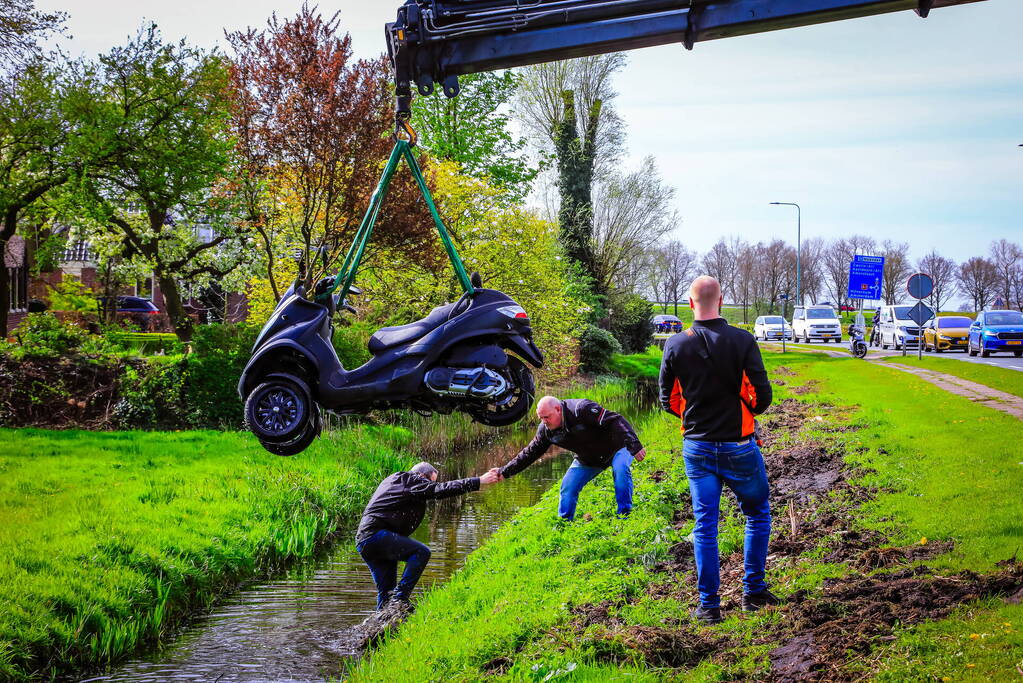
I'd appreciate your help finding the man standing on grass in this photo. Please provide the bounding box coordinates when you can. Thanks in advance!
[356,462,502,611]
[658,275,777,625]
[498,396,646,520]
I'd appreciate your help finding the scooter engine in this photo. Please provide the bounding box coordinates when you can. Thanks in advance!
[425,367,509,399]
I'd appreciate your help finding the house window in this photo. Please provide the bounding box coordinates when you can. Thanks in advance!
[7,266,27,312]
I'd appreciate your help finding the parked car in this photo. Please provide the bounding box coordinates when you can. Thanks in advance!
[754,315,793,341]
[967,310,1023,358]
[99,295,162,331]
[651,314,683,335]
[876,305,929,350]
[922,316,971,353]
[839,303,857,312]
[791,305,843,342]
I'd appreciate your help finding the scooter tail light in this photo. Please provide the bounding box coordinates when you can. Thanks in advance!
[497,305,528,319]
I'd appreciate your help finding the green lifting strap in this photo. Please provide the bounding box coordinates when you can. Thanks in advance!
[315,139,473,305]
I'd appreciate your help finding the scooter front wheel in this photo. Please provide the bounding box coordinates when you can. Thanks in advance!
[245,376,312,444]
[466,356,535,427]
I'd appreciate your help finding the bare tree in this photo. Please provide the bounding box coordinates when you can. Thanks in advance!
[702,237,741,303]
[514,53,626,177]
[591,157,677,293]
[796,236,826,307]
[880,240,912,304]
[989,239,1022,308]
[732,240,759,322]
[823,235,877,307]
[757,239,797,316]
[918,250,957,312]
[659,240,698,317]
[958,256,998,312]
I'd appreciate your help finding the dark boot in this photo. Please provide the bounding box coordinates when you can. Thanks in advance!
[692,605,723,625]
[741,589,781,612]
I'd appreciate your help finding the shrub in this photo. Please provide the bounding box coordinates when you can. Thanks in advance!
[5,313,89,357]
[332,321,375,369]
[46,275,97,313]
[113,361,187,429]
[579,324,622,374]
[608,292,653,354]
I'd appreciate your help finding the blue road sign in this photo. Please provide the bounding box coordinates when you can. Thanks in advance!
[847,254,884,300]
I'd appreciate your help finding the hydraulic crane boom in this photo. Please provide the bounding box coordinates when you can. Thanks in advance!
[386,0,984,117]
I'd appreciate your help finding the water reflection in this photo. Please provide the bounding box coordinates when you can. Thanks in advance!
[96,433,568,683]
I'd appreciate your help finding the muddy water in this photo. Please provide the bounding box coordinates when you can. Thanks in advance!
[94,432,573,683]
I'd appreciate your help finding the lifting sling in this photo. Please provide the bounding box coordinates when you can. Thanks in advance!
[315,136,473,305]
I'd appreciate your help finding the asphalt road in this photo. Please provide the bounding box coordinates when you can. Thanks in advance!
[765,339,1023,372]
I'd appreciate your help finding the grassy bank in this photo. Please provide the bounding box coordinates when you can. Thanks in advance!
[0,377,640,680]
[350,349,1023,681]
[881,353,1023,399]
[0,427,413,680]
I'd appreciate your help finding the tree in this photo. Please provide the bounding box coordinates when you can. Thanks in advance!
[411,70,536,201]
[0,59,83,334]
[758,240,797,316]
[590,157,677,294]
[796,236,827,306]
[702,237,742,303]
[68,25,248,341]
[0,0,65,69]
[958,256,998,313]
[514,54,626,287]
[880,240,912,304]
[823,235,877,308]
[228,6,439,304]
[654,240,698,317]
[918,250,957,313]
[989,239,1022,308]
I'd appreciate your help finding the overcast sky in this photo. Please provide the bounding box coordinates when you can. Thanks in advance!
[44,1,1022,265]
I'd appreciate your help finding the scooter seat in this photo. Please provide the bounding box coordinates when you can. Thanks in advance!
[367,303,455,355]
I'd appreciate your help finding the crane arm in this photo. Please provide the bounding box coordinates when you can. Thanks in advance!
[386,0,983,116]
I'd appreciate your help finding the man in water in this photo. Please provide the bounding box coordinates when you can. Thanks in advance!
[356,462,502,610]
[498,396,645,520]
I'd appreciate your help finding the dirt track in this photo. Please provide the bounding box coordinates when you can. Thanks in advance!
[561,395,1023,681]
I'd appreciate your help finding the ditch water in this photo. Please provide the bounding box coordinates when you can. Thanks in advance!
[93,429,571,683]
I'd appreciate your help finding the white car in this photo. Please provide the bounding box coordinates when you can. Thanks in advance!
[876,304,930,350]
[754,315,793,341]
[791,305,843,342]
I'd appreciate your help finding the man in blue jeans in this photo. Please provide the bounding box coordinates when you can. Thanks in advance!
[659,275,778,624]
[499,396,646,520]
[356,462,501,609]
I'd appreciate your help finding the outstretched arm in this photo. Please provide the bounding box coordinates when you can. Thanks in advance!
[499,427,552,479]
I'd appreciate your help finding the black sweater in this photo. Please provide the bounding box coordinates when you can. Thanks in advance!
[356,471,480,544]
[500,399,643,477]
[658,318,772,441]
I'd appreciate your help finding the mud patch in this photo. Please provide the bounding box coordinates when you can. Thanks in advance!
[855,541,955,571]
[790,380,821,396]
[564,601,734,668]
[769,562,1023,681]
[774,366,797,377]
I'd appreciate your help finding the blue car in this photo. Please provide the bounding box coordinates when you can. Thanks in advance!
[967,310,1023,358]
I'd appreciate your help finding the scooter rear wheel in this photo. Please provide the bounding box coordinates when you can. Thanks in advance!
[245,377,311,444]
[259,413,320,456]
[466,356,535,427]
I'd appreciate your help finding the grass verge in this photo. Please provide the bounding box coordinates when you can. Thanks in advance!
[881,353,1023,399]
[348,349,1023,681]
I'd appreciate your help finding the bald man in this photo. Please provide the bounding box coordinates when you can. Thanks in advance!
[659,275,775,625]
[499,396,646,520]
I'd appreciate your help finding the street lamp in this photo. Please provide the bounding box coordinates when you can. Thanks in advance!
[770,202,801,306]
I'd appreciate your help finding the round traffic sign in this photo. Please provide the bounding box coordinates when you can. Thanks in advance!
[907,272,933,300]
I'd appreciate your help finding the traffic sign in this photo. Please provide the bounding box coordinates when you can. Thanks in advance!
[907,272,933,300]
[907,302,934,326]
[847,255,884,300]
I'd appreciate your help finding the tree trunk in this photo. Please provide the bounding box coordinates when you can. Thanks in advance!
[157,274,193,342]
[554,90,600,290]
[0,211,17,336]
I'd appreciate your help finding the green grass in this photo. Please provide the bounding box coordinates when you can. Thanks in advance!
[881,354,1023,399]
[348,348,1023,682]
[608,346,662,379]
[0,426,422,680]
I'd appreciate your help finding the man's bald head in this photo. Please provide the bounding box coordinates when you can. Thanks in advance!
[536,395,563,430]
[689,275,723,320]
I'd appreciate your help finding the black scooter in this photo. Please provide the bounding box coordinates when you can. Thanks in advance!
[238,272,544,456]
[849,324,868,359]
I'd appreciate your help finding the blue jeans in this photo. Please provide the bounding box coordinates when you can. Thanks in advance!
[558,447,634,520]
[356,530,432,609]
[683,438,771,609]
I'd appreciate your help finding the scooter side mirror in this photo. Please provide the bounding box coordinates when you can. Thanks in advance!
[470,271,483,289]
